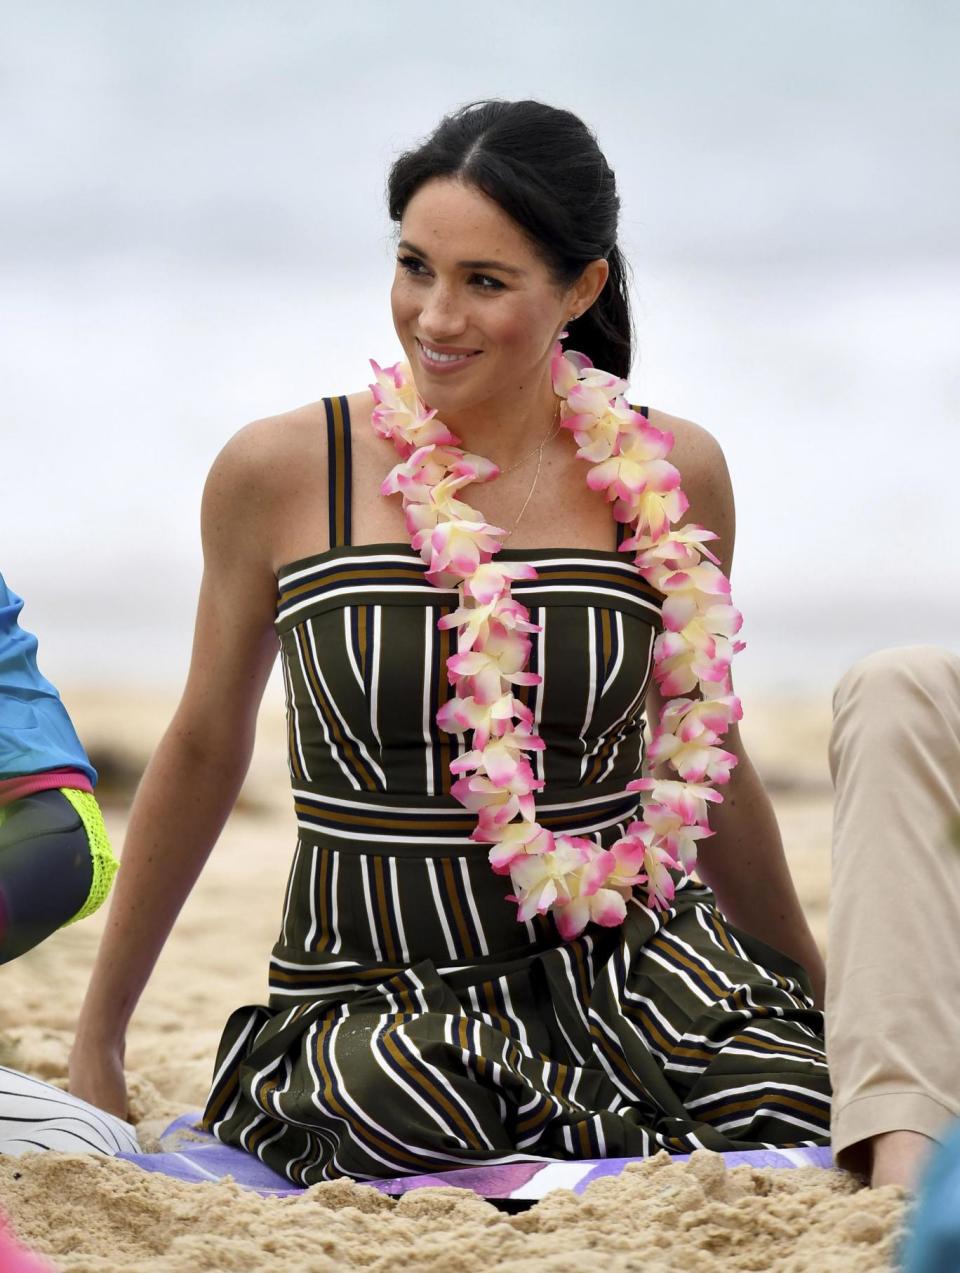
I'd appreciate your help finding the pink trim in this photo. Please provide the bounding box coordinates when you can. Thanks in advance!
[0,770,94,807]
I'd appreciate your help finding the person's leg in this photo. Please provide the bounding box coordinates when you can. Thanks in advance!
[0,789,94,963]
[826,645,960,1188]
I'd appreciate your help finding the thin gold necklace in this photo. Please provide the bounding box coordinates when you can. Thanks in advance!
[496,396,563,476]
[500,397,563,540]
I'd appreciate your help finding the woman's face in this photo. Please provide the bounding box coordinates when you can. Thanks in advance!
[391,177,596,413]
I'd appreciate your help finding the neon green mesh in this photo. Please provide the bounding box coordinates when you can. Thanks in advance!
[59,788,119,925]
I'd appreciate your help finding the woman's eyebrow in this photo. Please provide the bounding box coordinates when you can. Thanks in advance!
[397,239,526,276]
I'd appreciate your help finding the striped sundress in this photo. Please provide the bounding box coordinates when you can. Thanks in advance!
[202,396,831,1183]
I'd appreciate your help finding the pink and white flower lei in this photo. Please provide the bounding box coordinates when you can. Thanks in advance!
[369,343,744,941]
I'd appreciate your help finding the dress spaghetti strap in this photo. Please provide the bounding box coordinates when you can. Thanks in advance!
[324,396,353,550]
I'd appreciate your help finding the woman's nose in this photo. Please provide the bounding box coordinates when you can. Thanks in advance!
[417,283,467,338]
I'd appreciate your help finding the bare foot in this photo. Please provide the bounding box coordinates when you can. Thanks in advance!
[869,1129,936,1190]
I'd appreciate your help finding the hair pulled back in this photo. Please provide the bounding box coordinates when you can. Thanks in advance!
[387,99,633,380]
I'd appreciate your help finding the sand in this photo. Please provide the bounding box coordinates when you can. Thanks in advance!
[0,692,907,1271]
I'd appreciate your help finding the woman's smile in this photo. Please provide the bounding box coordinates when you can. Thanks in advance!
[415,337,483,374]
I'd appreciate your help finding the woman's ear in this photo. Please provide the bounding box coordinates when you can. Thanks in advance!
[569,258,610,319]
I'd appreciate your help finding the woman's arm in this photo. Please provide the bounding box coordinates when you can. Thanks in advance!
[643,416,825,1007]
[69,421,283,1115]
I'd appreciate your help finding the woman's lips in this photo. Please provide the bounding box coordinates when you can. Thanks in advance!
[416,338,483,374]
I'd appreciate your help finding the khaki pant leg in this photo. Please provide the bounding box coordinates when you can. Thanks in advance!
[826,645,960,1168]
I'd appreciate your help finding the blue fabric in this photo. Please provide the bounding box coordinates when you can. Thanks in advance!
[901,1121,960,1273]
[0,572,97,785]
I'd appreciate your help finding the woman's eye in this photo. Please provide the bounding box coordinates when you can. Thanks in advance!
[470,274,505,291]
[397,255,428,275]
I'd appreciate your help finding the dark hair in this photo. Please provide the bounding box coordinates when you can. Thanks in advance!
[387,99,633,379]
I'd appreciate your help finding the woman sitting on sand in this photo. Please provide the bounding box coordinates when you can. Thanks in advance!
[68,100,960,1192]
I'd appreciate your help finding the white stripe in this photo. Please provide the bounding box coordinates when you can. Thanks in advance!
[588,1010,645,1101]
[475,583,661,615]
[368,1017,466,1141]
[458,858,489,957]
[549,995,587,1067]
[270,981,369,999]
[304,844,320,950]
[209,1013,261,1102]
[747,1026,827,1059]
[294,628,361,791]
[328,851,342,954]
[601,609,625,698]
[359,856,384,961]
[270,955,362,972]
[281,583,456,622]
[239,1112,267,1152]
[318,1015,545,1170]
[557,947,592,1042]
[644,944,719,1006]
[578,608,598,781]
[594,1118,607,1158]
[685,1080,830,1112]
[252,1125,288,1168]
[278,551,647,587]
[598,643,651,783]
[389,857,409,960]
[500,978,530,1056]
[370,606,383,751]
[423,608,435,796]
[724,1047,828,1068]
[281,651,311,782]
[715,1110,829,1138]
[291,786,642,817]
[426,858,459,959]
[306,1017,408,1174]
[307,623,387,788]
[343,608,364,691]
[295,805,634,845]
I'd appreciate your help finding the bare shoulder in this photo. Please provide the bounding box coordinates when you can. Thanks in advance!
[647,407,736,569]
[200,400,330,565]
[209,400,329,491]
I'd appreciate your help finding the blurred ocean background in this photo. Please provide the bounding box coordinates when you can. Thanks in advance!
[2,0,958,705]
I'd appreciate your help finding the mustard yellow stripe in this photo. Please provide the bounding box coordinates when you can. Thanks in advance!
[297,624,378,792]
[382,1026,484,1149]
[311,1017,427,1169]
[314,845,330,951]
[441,857,476,958]
[292,802,468,833]
[703,1092,828,1123]
[279,564,428,607]
[373,855,399,963]
[651,934,728,998]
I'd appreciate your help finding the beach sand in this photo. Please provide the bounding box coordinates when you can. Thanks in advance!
[0,691,907,1271]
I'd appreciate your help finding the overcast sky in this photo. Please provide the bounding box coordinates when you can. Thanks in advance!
[2,0,958,696]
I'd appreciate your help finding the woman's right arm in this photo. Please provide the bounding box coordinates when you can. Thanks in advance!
[69,421,282,1117]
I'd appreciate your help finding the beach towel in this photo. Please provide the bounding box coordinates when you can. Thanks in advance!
[117,1111,833,1200]
[0,1071,833,1201]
